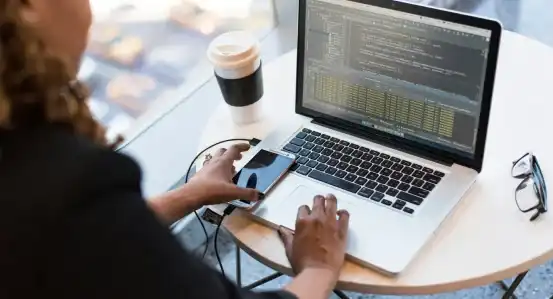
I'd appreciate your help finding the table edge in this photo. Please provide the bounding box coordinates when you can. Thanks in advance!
[228,220,553,294]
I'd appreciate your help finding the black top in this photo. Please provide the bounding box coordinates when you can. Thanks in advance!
[0,125,295,299]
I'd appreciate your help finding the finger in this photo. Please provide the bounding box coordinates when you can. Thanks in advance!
[312,195,326,216]
[297,205,311,220]
[325,194,337,217]
[220,184,260,202]
[224,143,250,160]
[277,226,294,259]
[213,148,227,158]
[337,210,350,239]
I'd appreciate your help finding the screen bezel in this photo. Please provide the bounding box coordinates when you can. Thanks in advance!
[296,0,502,172]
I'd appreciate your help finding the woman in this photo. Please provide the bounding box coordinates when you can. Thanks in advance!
[0,0,351,298]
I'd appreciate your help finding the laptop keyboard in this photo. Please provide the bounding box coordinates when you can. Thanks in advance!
[282,128,445,215]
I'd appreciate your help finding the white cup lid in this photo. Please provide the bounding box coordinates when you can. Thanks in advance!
[208,31,259,69]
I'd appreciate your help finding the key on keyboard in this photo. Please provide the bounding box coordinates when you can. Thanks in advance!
[381,198,392,205]
[325,167,337,175]
[297,157,308,165]
[290,138,305,146]
[371,192,385,202]
[306,160,318,168]
[365,180,378,189]
[323,141,335,148]
[296,132,307,139]
[296,166,311,175]
[283,143,300,153]
[397,192,423,205]
[316,164,328,172]
[423,173,442,184]
[308,170,361,194]
[358,188,374,198]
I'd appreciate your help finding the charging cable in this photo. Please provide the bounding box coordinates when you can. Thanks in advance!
[214,205,237,277]
[170,138,261,267]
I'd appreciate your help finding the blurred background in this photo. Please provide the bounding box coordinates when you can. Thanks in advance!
[80,0,277,140]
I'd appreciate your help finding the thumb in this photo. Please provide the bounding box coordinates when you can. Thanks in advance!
[220,183,260,202]
[277,226,294,254]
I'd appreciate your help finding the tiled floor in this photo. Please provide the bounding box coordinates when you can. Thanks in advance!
[176,0,553,298]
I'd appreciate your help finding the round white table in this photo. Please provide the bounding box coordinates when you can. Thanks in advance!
[199,31,553,295]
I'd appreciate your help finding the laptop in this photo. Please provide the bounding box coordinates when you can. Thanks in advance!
[246,0,502,275]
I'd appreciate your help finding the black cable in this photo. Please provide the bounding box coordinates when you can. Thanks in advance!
[215,205,237,277]
[214,217,226,277]
[194,210,210,259]
[170,138,252,260]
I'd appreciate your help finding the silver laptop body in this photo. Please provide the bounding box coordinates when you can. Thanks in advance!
[243,0,502,275]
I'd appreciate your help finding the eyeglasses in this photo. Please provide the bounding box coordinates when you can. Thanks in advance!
[511,153,548,221]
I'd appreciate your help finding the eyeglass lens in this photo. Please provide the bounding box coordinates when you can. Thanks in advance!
[515,177,542,212]
[512,154,532,178]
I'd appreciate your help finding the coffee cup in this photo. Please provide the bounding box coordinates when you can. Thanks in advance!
[207,31,264,124]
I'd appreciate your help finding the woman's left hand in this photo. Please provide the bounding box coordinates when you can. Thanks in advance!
[149,143,259,224]
[185,143,260,206]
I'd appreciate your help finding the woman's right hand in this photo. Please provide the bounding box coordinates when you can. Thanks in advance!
[278,194,350,280]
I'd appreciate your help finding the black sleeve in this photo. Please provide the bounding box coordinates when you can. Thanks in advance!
[43,150,296,299]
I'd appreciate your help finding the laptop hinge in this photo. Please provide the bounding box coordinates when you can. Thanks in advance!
[312,117,454,166]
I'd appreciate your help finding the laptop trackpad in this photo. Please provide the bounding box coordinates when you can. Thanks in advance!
[274,185,359,231]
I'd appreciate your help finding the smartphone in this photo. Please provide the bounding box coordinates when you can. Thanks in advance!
[230,149,296,209]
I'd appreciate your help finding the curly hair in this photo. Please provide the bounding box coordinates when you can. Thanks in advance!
[0,1,121,148]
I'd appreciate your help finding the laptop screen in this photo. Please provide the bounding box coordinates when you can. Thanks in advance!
[300,0,493,157]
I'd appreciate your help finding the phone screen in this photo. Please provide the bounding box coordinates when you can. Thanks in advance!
[233,150,295,197]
